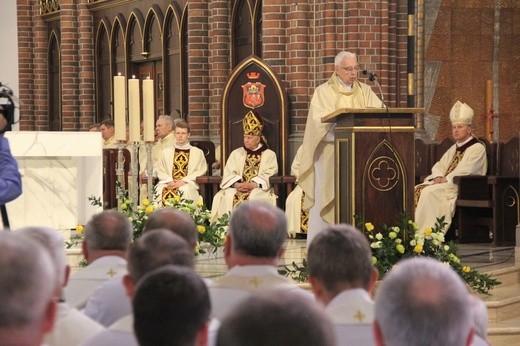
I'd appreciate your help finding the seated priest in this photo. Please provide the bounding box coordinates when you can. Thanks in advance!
[155,120,207,205]
[414,100,487,233]
[211,111,278,221]
[285,144,309,238]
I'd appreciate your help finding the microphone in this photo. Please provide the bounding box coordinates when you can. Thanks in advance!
[362,70,386,108]
[362,69,378,81]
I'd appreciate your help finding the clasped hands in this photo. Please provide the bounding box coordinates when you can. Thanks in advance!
[167,179,187,189]
[432,176,447,184]
[233,181,258,192]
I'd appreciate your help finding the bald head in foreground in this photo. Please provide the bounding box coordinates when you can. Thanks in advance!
[374,257,474,346]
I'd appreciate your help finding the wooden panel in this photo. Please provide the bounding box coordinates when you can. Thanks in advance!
[332,109,418,227]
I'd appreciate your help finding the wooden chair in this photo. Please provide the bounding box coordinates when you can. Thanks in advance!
[454,137,519,245]
[196,55,290,210]
[414,138,433,185]
[191,140,217,206]
[103,148,131,209]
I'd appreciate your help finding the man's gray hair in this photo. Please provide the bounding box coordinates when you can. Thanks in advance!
[18,227,67,292]
[334,51,357,66]
[144,207,198,248]
[375,257,473,346]
[0,232,56,327]
[228,201,287,258]
[84,210,132,252]
[157,115,174,129]
[127,229,194,283]
[307,224,373,294]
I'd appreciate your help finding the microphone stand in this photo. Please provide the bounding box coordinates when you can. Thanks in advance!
[368,74,387,109]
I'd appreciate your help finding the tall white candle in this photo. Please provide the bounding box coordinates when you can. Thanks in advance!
[114,73,126,141]
[128,76,141,142]
[142,77,155,142]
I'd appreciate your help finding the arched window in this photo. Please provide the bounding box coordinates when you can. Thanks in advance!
[96,23,111,122]
[165,5,187,117]
[48,32,61,131]
[231,0,262,68]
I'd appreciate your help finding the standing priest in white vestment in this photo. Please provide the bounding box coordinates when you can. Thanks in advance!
[298,51,382,246]
[414,100,487,233]
[285,144,309,237]
[155,120,207,205]
[211,111,278,221]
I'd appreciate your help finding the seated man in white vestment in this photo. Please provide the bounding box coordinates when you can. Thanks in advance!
[84,207,201,327]
[308,224,378,346]
[155,120,207,205]
[208,201,314,320]
[139,115,178,179]
[0,232,57,346]
[19,227,104,346]
[414,101,487,233]
[284,144,309,237]
[64,210,132,309]
[81,230,197,346]
[211,111,278,221]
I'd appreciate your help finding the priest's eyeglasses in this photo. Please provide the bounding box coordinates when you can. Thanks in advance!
[339,66,360,73]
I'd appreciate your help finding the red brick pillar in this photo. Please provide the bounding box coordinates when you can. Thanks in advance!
[60,0,80,130]
[77,1,95,130]
[286,2,311,135]
[186,0,209,138]
[208,0,230,141]
[17,0,37,130]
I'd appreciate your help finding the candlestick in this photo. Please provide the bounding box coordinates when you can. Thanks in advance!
[114,74,126,141]
[128,76,141,142]
[142,78,155,142]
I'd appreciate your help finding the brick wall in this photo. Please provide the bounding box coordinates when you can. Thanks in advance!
[29,1,520,146]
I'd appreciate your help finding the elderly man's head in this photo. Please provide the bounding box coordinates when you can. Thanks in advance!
[0,231,57,345]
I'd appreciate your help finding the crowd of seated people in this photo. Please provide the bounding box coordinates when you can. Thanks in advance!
[1,199,491,346]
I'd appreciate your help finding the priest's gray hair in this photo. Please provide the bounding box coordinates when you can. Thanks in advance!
[84,210,132,252]
[157,115,174,129]
[19,226,67,292]
[375,257,473,346]
[229,201,287,258]
[0,232,56,327]
[308,224,373,294]
[335,51,357,66]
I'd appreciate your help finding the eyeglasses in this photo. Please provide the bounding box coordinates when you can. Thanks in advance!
[339,66,360,73]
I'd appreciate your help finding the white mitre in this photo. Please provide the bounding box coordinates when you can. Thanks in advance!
[449,100,474,125]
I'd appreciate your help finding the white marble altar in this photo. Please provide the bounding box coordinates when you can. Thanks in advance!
[2,131,103,237]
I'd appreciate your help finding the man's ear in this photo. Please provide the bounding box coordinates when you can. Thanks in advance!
[224,235,232,257]
[276,246,286,259]
[308,276,323,298]
[42,299,57,335]
[81,241,88,261]
[63,265,71,287]
[122,274,134,298]
[373,320,385,346]
[367,268,379,293]
[195,321,209,346]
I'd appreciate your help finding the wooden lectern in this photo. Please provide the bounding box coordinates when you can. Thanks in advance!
[322,108,423,227]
